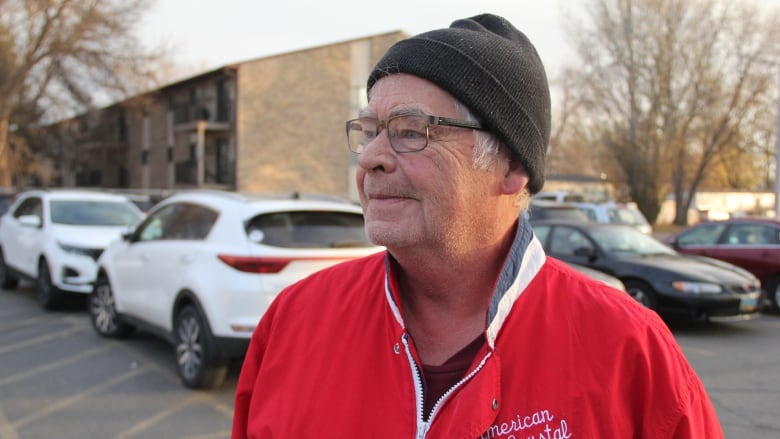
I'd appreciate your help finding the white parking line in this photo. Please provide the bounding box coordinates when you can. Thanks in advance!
[0,344,113,387]
[0,325,87,355]
[113,393,210,439]
[110,341,236,419]
[0,404,20,439]
[10,365,149,429]
[0,314,61,333]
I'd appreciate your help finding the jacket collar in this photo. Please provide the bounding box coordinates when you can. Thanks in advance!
[383,215,546,347]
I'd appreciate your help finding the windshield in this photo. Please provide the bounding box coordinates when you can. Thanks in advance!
[608,207,650,226]
[50,200,143,226]
[589,226,675,256]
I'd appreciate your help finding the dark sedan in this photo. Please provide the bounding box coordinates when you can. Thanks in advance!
[665,217,780,312]
[531,220,762,321]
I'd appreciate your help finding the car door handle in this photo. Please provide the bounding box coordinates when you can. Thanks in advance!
[180,255,192,264]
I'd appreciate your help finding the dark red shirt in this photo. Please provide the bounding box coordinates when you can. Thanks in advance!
[421,334,485,420]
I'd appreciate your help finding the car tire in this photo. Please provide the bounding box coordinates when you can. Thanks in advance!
[174,304,227,389]
[767,275,780,313]
[37,259,63,310]
[0,248,19,289]
[624,280,656,309]
[89,275,134,338]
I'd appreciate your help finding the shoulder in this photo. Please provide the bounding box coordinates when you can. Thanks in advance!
[519,258,719,435]
[526,257,682,357]
[532,257,648,318]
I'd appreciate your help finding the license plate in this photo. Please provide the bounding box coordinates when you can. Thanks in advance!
[740,295,758,312]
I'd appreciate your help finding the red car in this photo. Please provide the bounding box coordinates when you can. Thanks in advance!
[665,217,780,312]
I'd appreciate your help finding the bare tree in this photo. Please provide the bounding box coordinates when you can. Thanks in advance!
[548,67,626,189]
[0,0,167,188]
[560,0,779,224]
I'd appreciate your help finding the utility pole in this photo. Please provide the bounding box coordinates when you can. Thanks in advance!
[774,66,780,218]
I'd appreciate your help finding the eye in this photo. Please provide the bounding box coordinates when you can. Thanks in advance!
[396,127,425,140]
[352,120,378,139]
[390,116,427,140]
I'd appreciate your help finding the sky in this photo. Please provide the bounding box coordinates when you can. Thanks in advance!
[139,0,780,84]
[138,0,579,80]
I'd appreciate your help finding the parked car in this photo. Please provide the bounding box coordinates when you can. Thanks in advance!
[527,200,590,222]
[665,217,780,312]
[531,220,762,321]
[0,190,16,216]
[568,262,626,291]
[532,191,585,203]
[88,190,384,389]
[0,189,144,309]
[574,201,653,235]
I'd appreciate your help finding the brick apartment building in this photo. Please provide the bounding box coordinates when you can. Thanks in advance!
[38,31,405,202]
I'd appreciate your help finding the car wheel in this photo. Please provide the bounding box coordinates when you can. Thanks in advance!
[767,275,780,313]
[624,280,656,309]
[174,304,227,389]
[0,248,19,289]
[89,275,134,338]
[37,259,63,310]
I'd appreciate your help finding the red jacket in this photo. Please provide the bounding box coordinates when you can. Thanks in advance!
[232,228,724,438]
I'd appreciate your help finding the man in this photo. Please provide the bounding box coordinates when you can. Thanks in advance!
[232,13,724,438]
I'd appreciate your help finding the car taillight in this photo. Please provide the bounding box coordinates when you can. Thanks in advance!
[217,255,292,273]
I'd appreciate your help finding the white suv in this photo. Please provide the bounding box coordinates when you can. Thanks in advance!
[88,190,383,389]
[574,201,653,235]
[0,190,144,309]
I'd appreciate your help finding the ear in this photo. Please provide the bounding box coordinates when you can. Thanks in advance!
[500,160,529,195]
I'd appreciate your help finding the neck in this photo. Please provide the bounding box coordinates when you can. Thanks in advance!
[393,221,517,365]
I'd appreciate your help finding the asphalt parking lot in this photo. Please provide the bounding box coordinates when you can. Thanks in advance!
[1,283,780,438]
[0,284,239,439]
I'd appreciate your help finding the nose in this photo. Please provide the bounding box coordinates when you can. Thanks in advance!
[357,129,395,172]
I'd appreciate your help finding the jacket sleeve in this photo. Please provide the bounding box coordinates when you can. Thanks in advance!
[669,368,725,438]
[231,298,279,439]
[642,314,725,439]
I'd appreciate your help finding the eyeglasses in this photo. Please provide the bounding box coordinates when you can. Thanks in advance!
[345,114,483,154]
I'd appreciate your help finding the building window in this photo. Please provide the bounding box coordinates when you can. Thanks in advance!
[76,170,101,186]
[117,111,127,141]
[141,150,149,164]
[216,79,230,122]
[205,139,234,185]
[175,161,197,184]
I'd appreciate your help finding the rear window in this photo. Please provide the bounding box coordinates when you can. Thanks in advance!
[247,210,372,248]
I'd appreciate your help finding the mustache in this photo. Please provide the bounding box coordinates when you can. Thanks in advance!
[362,181,416,199]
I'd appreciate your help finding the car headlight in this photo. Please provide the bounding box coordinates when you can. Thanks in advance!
[58,242,95,257]
[672,281,723,295]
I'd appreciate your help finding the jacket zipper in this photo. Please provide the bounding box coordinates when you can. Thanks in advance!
[402,333,492,438]
[402,333,430,438]
[428,351,492,420]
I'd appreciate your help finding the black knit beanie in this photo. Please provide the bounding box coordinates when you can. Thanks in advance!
[367,13,551,194]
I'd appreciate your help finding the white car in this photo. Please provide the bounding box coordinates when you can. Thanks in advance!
[88,190,384,389]
[574,201,653,235]
[0,189,144,309]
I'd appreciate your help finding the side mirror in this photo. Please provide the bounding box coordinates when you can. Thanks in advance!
[18,214,41,228]
[120,225,136,242]
[573,246,596,259]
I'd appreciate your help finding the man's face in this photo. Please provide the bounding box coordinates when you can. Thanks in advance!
[355,74,517,256]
